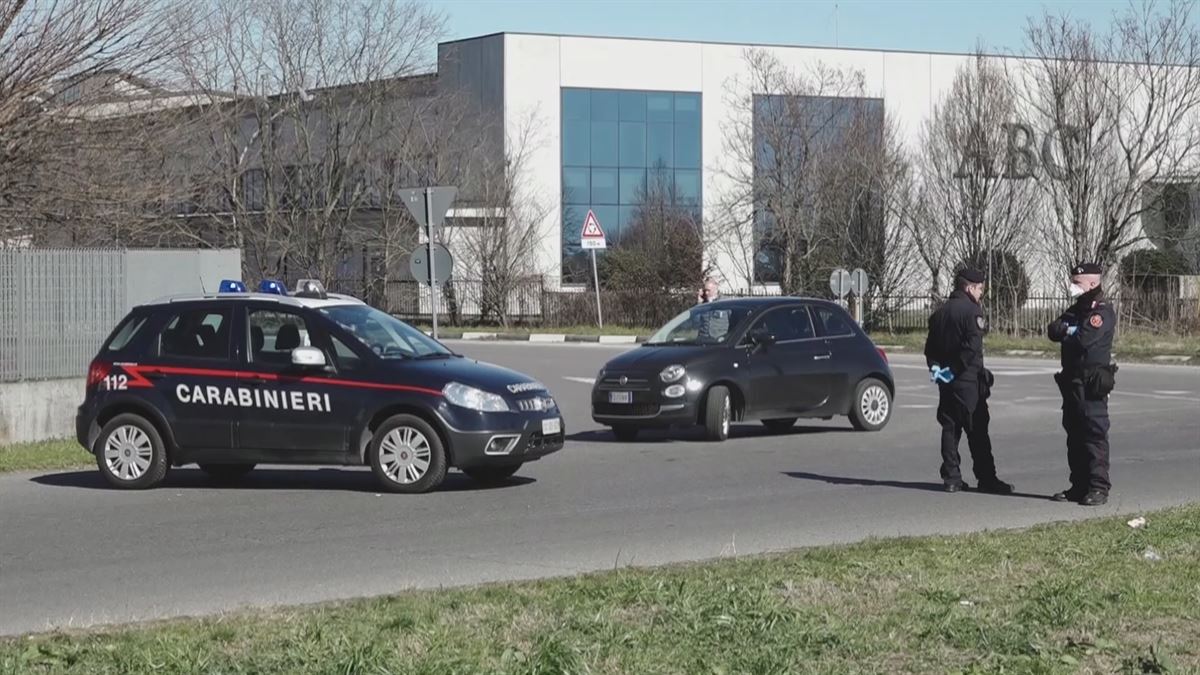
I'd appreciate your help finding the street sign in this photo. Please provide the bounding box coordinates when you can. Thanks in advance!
[829,268,851,298]
[409,243,453,286]
[849,268,869,296]
[396,186,457,231]
[581,209,607,250]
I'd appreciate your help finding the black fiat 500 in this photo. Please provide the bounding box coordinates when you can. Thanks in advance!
[591,297,894,441]
[77,280,563,493]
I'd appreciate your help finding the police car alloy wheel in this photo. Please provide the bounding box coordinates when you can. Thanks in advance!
[704,385,732,441]
[368,414,448,493]
[850,378,892,432]
[95,413,169,490]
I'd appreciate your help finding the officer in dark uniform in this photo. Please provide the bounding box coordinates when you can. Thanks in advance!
[923,268,1014,494]
[1047,262,1117,506]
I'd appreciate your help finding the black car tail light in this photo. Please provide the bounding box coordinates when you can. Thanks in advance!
[876,347,888,364]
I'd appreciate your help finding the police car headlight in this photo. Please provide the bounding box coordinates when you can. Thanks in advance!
[443,382,509,412]
[659,364,686,383]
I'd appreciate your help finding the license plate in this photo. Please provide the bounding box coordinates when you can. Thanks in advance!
[541,417,561,435]
[609,391,632,404]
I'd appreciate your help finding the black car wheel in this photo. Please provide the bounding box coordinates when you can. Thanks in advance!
[849,378,892,431]
[95,413,169,490]
[463,464,523,485]
[704,385,732,441]
[762,418,797,433]
[369,414,448,493]
[199,463,256,481]
[612,425,639,442]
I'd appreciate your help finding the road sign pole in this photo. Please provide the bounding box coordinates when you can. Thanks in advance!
[591,249,603,328]
[424,186,438,340]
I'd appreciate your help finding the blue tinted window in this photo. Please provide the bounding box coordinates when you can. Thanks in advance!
[648,168,672,195]
[675,93,700,124]
[562,119,590,166]
[674,122,701,168]
[590,168,618,204]
[619,122,646,167]
[562,168,589,205]
[619,91,646,122]
[647,123,673,169]
[589,205,618,241]
[590,121,618,167]
[618,205,639,239]
[647,93,673,123]
[674,170,700,205]
[562,205,584,245]
[619,168,645,205]
[562,89,589,121]
[591,90,619,121]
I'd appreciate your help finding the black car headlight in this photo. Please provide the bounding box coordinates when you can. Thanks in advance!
[659,364,686,383]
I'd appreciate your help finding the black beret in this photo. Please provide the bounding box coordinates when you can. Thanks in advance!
[955,267,985,284]
[1072,262,1103,275]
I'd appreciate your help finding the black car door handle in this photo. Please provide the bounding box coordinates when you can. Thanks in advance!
[813,353,832,361]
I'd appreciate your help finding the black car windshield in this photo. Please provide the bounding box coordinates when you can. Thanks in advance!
[646,305,751,345]
[318,304,451,359]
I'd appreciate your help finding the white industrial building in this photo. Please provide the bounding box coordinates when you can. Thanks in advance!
[437,32,1199,294]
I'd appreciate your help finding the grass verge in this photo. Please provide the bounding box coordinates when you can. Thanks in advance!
[0,439,87,474]
[873,331,1200,361]
[3,505,1198,673]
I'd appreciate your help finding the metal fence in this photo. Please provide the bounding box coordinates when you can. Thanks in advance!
[0,249,126,382]
[366,277,1199,335]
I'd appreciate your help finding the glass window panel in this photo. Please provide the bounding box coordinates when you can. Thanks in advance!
[590,121,618,167]
[674,170,700,206]
[591,167,618,204]
[618,205,639,242]
[619,168,646,205]
[647,93,673,123]
[619,122,646,168]
[562,205,584,245]
[589,205,618,241]
[648,168,672,196]
[647,122,673,169]
[590,89,618,121]
[619,91,646,122]
[562,89,590,121]
[675,92,700,124]
[674,121,701,168]
[562,119,590,166]
[562,167,589,205]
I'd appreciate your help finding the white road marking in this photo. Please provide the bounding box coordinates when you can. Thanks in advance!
[901,404,936,409]
[563,376,596,385]
[1113,390,1200,403]
[1154,390,1193,396]
[889,364,1058,376]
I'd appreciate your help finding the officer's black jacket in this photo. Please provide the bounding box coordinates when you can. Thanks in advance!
[924,289,987,381]
[1047,291,1116,374]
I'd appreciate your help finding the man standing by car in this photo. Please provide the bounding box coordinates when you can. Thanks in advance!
[1046,262,1117,506]
[924,268,1014,494]
[696,277,729,342]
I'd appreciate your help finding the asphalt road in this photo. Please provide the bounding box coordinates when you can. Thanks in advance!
[1,343,1198,636]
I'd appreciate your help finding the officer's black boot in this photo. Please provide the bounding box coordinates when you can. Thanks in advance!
[1081,490,1108,506]
[976,479,1014,495]
[1052,487,1087,503]
[944,480,969,493]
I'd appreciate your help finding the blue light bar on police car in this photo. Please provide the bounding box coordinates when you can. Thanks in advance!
[259,279,286,295]
[218,279,247,293]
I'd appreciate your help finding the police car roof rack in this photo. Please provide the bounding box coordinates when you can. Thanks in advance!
[293,278,328,300]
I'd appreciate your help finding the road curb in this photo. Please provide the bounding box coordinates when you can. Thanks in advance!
[429,331,648,344]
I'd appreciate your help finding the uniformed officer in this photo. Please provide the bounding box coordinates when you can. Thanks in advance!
[923,268,1014,494]
[1047,262,1117,506]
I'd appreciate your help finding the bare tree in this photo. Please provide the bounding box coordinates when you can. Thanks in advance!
[1016,0,1200,273]
[914,51,1041,303]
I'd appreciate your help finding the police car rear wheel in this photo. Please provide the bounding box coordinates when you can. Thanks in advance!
[463,464,523,485]
[95,414,169,490]
[199,463,256,481]
[369,415,447,494]
[704,385,732,441]
[850,378,891,432]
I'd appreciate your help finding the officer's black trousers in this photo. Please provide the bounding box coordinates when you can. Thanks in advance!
[936,379,997,484]
[1057,377,1111,493]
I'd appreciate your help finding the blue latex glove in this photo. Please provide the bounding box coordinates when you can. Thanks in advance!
[1066,325,1078,336]
[929,365,955,384]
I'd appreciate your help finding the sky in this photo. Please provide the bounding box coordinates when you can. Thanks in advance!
[436,0,1126,55]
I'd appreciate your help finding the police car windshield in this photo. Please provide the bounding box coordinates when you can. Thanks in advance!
[646,305,751,346]
[318,305,451,359]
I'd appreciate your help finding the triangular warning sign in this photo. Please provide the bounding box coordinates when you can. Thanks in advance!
[581,210,606,239]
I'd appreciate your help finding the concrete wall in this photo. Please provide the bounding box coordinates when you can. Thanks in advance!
[0,378,84,445]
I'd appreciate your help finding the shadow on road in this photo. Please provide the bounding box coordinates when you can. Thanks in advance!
[30,468,536,493]
[569,424,855,444]
[782,471,1051,500]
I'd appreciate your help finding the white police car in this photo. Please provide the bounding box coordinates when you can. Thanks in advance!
[77,279,564,493]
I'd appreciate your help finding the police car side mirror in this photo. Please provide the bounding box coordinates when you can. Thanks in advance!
[291,346,327,369]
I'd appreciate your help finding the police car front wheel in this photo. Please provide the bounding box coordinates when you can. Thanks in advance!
[368,415,448,493]
[95,413,169,490]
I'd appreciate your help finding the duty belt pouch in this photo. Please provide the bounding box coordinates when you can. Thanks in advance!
[1084,364,1118,400]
